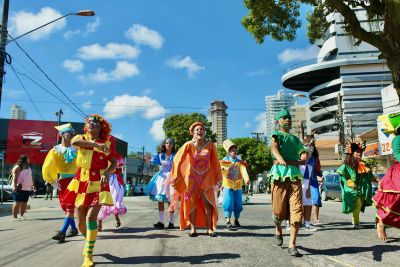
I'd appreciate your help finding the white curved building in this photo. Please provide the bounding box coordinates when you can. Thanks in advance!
[282,10,392,135]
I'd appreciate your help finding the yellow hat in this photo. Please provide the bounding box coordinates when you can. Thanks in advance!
[379,112,400,135]
[223,139,237,153]
[54,123,74,134]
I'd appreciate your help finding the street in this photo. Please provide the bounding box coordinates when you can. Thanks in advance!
[0,194,399,267]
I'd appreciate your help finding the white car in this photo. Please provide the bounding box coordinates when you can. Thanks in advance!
[1,179,13,201]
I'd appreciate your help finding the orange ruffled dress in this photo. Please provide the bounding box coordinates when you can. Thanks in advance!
[63,134,114,207]
[171,141,222,230]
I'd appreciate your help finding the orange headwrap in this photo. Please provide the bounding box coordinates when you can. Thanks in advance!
[189,121,205,135]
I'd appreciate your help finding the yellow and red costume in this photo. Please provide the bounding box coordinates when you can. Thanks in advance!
[63,134,115,207]
[171,140,222,230]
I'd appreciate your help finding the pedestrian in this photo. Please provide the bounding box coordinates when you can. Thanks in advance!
[98,167,127,230]
[300,128,323,228]
[337,139,373,229]
[45,182,53,200]
[11,155,35,221]
[373,113,400,242]
[269,109,305,257]
[220,139,250,230]
[171,121,222,237]
[42,123,79,243]
[125,179,132,196]
[146,138,176,229]
[62,114,116,267]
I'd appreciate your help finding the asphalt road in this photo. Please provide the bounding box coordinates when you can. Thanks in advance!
[0,194,399,267]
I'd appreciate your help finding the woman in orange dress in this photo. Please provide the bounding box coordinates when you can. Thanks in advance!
[63,114,116,267]
[171,121,222,237]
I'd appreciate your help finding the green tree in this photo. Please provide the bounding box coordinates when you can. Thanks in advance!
[242,0,400,96]
[162,113,217,151]
[217,138,273,181]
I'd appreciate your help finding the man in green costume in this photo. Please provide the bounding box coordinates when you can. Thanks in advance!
[337,141,373,228]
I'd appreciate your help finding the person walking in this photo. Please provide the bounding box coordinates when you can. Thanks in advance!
[11,155,35,221]
[42,123,79,243]
[171,121,222,237]
[62,114,116,267]
[220,139,250,230]
[146,138,176,229]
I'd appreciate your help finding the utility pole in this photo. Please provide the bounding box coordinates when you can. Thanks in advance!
[55,109,63,144]
[348,118,354,142]
[0,0,10,109]
[141,146,145,184]
[337,93,345,159]
[251,132,264,142]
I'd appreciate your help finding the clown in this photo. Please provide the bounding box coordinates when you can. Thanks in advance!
[337,139,373,228]
[269,108,305,257]
[42,123,79,243]
[146,138,177,229]
[373,112,400,241]
[171,121,222,237]
[63,114,116,267]
[220,139,250,230]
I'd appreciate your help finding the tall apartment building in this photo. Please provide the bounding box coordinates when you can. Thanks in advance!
[10,105,27,119]
[289,104,307,140]
[265,90,296,144]
[208,100,228,146]
[282,10,392,137]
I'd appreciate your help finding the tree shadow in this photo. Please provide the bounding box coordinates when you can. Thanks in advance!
[34,217,64,221]
[101,227,154,234]
[243,202,271,206]
[297,244,400,262]
[96,252,241,265]
[238,225,275,231]
[99,233,180,240]
[311,222,375,232]
[0,228,14,232]
[217,231,273,238]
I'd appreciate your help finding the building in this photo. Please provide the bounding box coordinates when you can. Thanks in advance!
[208,100,228,146]
[289,104,307,140]
[265,90,296,144]
[281,10,392,138]
[10,104,27,119]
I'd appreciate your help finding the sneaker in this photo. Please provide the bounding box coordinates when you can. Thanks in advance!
[313,220,322,227]
[67,228,79,237]
[288,247,303,257]
[234,219,241,228]
[274,234,283,246]
[19,215,26,221]
[226,221,236,230]
[12,217,18,221]
[167,223,175,229]
[304,225,317,231]
[52,231,66,243]
[153,222,164,229]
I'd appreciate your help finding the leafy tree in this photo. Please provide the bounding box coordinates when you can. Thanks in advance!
[162,113,217,151]
[242,0,400,96]
[217,138,273,181]
[363,157,387,169]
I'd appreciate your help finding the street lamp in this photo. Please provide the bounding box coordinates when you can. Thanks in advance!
[0,0,95,109]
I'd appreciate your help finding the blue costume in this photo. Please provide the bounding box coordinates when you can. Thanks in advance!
[146,153,175,203]
[300,156,322,207]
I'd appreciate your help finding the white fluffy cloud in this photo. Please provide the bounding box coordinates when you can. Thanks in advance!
[77,43,140,60]
[63,59,84,72]
[278,46,319,64]
[82,101,92,109]
[166,56,205,77]
[10,7,66,41]
[103,94,166,119]
[255,112,267,133]
[63,29,80,40]
[83,61,139,83]
[85,17,100,34]
[75,89,94,96]
[125,24,164,49]
[150,118,165,141]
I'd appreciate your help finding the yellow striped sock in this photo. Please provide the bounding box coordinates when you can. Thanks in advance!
[84,221,98,256]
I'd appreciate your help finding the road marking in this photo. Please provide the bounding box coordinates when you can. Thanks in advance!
[327,256,355,267]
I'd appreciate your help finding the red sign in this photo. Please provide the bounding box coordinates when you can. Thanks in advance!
[6,120,57,164]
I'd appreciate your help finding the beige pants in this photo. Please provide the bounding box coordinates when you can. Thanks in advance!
[271,178,303,225]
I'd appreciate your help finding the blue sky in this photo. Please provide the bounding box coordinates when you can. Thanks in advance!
[0,0,317,154]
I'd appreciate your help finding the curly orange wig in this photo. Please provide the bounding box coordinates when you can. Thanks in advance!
[189,121,205,135]
[84,114,112,140]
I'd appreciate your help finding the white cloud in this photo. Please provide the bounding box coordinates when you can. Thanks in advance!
[150,118,165,141]
[63,29,80,40]
[278,46,319,64]
[10,7,66,41]
[166,56,205,77]
[85,17,100,34]
[102,97,108,103]
[75,89,94,96]
[63,59,84,72]
[125,24,164,49]
[255,112,266,133]
[82,101,92,109]
[84,61,140,83]
[244,121,251,128]
[77,43,140,60]
[103,94,166,120]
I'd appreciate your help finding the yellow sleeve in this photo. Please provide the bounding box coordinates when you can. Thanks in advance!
[240,163,250,183]
[42,149,58,184]
[171,142,190,194]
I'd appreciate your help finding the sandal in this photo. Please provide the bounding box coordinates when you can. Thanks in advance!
[274,234,283,246]
[288,247,303,257]
[208,231,217,237]
[188,232,198,237]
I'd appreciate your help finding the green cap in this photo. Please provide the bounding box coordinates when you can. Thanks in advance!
[274,109,292,121]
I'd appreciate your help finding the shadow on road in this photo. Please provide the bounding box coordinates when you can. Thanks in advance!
[309,222,375,232]
[101,227,155,234]
[298,244,400,262]
[99,233,180,240]
[96,252,241,265]
[218,231,274,238]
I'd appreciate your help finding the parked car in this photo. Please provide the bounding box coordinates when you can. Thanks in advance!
[1,179,13,201]
[321,172,342,201]
[133,183,147,196]
[372,173,385,196]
